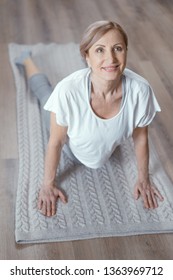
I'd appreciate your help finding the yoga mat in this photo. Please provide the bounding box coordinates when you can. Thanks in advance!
[9,43,173,244]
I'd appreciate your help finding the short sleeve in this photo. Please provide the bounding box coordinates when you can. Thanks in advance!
[44,83,69,126]
[135,85,161,127]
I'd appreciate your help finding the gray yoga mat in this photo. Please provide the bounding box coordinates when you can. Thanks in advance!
[9,42,173,244]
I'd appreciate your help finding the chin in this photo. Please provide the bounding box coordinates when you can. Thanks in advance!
[103,72,122,81]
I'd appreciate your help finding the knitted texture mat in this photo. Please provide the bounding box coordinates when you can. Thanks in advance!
[9,43,173,244]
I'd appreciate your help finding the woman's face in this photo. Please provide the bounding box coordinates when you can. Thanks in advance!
[86,29,127,82]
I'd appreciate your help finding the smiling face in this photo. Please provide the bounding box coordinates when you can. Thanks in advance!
[86,29,127,83]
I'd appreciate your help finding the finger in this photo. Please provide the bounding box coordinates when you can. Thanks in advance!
[51,199,56,216]
[41,200,47,216]
[51,195,57,216]
[146,190,155,209]
[57,190,67,203]
[151,191,158,208]
[37,195,43,210]
[153,188,164,201]
[46,199,51,217]
[134,185,140,200]
[141,190,150,209]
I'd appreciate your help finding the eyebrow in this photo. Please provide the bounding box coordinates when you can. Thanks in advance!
[95,43,123,47]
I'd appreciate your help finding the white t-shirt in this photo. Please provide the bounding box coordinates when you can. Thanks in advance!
[44,68,161,169]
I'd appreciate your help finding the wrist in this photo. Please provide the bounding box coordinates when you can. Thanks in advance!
[137,166,149,181]
[137,172,149,184]
[42,180,56,189]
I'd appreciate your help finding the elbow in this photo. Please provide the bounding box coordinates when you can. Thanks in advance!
[132,127,149,150]
[47,137,66,151]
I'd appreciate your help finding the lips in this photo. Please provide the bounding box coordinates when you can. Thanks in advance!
[102,65,119,72]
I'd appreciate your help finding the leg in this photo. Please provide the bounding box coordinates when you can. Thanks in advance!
[24,59,81,164]
[28,73,52,132]
[16,53,81,163]
[23,57,42,79]
[23,58,52,132]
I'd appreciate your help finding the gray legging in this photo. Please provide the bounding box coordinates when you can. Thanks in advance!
[28,73,80,163]
[28,73,52,131]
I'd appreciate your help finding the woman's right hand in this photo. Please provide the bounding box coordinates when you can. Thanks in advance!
[38,184,67,216]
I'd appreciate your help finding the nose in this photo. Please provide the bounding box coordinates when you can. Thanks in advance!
[106,49,117,63]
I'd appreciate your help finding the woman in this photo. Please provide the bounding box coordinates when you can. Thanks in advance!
[15,20,164,217]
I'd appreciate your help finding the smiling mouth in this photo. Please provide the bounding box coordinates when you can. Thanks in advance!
[102,65,119,72]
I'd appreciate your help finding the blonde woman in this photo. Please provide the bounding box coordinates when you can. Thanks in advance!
[15,20,164,216]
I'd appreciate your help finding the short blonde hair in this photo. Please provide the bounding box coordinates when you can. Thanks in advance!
[80,20,128,59]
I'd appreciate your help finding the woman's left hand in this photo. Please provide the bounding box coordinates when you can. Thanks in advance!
[134,179,164,209]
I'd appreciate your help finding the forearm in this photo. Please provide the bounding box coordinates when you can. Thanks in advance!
[135,139,149,182]
[133,126,149,182]
[132,127,164,208]
[43,141,62,186]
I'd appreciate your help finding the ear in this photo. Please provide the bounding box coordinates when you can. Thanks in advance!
[85,53,91,68]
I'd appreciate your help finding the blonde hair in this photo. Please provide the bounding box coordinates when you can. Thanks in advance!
[80,20,128,59]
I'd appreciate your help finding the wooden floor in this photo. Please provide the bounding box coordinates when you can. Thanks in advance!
[1,0,173,260]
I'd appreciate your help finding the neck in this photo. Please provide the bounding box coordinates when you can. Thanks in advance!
[91,73,122,97]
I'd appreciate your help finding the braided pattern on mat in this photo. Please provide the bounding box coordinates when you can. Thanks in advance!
[97,165,123,224]
[81,166,105,225]
[9,43,173,243]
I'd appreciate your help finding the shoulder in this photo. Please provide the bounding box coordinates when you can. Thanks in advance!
[124,68,154,99]
[124,68,151,94]
[55,68,90,93]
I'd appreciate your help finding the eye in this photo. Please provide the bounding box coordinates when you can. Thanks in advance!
[114,46,123,52]
[96,47,104,53]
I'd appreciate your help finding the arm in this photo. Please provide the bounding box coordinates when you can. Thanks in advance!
[132,126,163,209]
[38,112,68,216]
